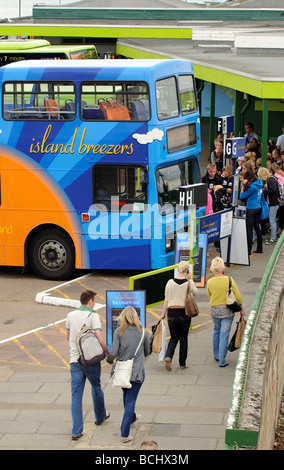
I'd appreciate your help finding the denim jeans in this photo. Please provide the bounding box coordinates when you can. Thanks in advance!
[212,316,234,367]
[121,374,144,438]
[268,204,279,241]
[246,208,262,255]
[165,314,191,367]
[70,361,106,436]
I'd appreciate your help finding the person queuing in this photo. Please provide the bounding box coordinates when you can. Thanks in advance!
[263,164,280,245]
[239,170,263,255]
[202,163,223,199]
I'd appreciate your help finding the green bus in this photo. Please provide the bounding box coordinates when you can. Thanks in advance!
[0,39,98,66]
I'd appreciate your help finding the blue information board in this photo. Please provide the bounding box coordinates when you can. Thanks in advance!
[106,290,146,349]
[199,209,233,243]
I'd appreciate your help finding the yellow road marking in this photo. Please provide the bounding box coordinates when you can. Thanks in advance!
[75,279,91,290]
[147,308,162,321]
[33,331,70,368]
[0,358,69,369]
[98,274,127,291]
[54,288,71,299]
[13,339,42,365]
[75,278,106,302]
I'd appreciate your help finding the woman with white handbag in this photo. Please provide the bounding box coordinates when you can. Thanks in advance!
[207,257,245,368]
[107,306,150,443]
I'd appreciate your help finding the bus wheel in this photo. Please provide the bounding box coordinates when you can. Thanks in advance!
[29,229,75,280]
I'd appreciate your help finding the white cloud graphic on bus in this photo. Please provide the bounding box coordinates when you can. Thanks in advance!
[132,129,164,145]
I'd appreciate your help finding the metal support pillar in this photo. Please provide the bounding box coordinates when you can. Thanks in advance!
[209,83,216,155]
[261,99,269,167]
[234,90,242,137]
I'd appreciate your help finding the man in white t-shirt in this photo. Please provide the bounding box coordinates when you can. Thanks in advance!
[66,290,110,440]
[276,125,284,155]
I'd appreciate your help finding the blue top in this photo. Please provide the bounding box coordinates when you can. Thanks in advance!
[239,178,263,209]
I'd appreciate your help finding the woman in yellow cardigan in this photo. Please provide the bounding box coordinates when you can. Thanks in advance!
[207,257,245,367]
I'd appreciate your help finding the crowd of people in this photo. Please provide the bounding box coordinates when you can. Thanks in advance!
[203,121,284,255]
[64,123,284,445]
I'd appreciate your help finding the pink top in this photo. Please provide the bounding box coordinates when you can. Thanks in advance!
[206,189,213,215]
[275,172,284,184]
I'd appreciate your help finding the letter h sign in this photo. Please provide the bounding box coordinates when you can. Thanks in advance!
[179,183,207,209]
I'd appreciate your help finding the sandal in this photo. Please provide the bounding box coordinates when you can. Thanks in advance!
[121,436,133,443]
[95,411,110,426]
[72,432,83,440]
[165,358,172,371]
[131,414,141,427]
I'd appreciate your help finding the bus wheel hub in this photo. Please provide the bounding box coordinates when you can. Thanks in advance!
[39,240,67,270]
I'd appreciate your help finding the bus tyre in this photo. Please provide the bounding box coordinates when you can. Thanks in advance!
[29,229,75,280]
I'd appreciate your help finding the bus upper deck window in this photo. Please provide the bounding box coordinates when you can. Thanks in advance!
[156,76,179,121]
[3,81,75,121]
[178,75,197,115]
[80,82,150,122]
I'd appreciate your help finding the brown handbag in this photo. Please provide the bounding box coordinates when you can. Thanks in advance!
[235,318,246,348]
[185,282,199,318]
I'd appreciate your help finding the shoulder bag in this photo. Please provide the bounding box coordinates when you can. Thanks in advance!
[226,277,241,313]
[260,193,269,221]
[185,281,199,318]
[111,329,145,389]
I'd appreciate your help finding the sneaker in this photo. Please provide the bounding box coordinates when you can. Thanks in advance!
[265,240,276,245]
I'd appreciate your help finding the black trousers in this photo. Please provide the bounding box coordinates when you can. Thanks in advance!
[165,310,191,367]
[246,208,262,254]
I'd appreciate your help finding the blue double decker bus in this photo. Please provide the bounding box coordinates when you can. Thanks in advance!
[0,59,203,279]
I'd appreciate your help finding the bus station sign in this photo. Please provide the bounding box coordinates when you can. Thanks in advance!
[179,183,207,209]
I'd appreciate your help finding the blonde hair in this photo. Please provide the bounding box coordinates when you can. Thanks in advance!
[177,261,191,277]
[116,306,142,337]
[244,151,256,161]
[207,162,216,170]
[210,256,226,274]
[257,167,269,181]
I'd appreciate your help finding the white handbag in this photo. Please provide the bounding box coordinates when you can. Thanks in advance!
[226,277,241,313]
[111,329,145,389]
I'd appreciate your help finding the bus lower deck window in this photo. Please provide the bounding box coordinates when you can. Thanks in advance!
[92,165,147,211]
